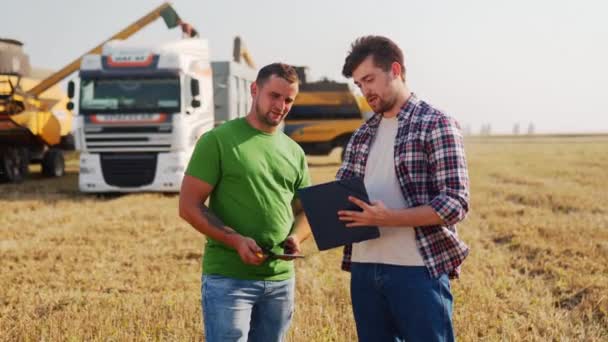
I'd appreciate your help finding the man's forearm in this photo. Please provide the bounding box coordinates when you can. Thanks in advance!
[290,213,311,243]
[387,205,444,227]
[182,203,240,248]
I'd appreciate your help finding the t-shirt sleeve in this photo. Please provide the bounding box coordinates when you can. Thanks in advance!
[295,151,312,192]
[185,131,221,186]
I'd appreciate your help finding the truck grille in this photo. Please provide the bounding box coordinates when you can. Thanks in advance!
[84,124,173,152]
[100,153,157,187]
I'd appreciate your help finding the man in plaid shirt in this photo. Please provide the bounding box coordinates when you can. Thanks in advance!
[336,36,470,342]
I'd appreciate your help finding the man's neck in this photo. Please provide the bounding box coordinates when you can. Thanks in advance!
[383,88,411,119]
[245,112,277,134]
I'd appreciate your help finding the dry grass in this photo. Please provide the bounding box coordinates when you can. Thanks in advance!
[1,136,607,341]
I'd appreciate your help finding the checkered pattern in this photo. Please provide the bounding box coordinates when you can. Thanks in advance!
[336,94,470,278]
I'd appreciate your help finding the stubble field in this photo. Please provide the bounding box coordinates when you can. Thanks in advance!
[1,135,607,341]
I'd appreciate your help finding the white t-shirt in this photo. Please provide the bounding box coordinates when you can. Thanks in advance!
[351,116,425,266]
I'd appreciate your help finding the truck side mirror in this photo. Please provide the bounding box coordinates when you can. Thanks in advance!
[66,102,74,110]
[191,79,200,97]
[67,80,75,99]
[191,79,201,108]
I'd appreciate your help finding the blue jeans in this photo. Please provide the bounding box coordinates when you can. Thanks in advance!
[350,263,454,342]
[201,274,295,342]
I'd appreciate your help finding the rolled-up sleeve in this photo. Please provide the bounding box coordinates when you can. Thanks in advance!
[427,116,470,225]
[336,134,357,180]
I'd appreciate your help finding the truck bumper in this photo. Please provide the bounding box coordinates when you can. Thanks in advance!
[78,151,189,193]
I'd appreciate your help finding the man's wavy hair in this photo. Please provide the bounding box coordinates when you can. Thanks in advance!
[342,36,405,80]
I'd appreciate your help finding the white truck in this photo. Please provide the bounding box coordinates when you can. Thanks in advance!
[70,38,256,192]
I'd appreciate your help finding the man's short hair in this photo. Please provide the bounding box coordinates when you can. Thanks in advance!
[342,36,405,79]
[256,63,299,86]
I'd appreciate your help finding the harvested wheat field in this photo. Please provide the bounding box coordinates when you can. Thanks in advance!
[1,135,607,341]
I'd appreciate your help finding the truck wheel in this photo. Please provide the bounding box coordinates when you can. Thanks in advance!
[0,147,29,183]
[42,148,65,177]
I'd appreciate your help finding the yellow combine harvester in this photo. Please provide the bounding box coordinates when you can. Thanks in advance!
[0,2,190,183]
[0,38,68,182]
[284,67,372,161]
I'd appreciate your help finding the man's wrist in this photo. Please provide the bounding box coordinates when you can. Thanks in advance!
[224,231,242,249]
[290,232,307,245]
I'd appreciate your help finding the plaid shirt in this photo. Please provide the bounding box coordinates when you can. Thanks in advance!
[336,94,470,279]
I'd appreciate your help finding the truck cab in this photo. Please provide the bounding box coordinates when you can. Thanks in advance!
[72,38,214,192]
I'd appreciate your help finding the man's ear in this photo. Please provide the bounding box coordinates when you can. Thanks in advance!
[391,62,402,80]
[251,82,258,97]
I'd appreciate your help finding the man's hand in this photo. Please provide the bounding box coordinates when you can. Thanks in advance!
[338,196,393,227]
[231,235,266,265]
[283,234,301,253]
[277,235,302,260]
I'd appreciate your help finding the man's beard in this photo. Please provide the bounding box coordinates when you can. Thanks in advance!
[255,103,282,126]
[369,93,397,114]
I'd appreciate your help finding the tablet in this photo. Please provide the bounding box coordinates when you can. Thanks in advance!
[297,177,380,251]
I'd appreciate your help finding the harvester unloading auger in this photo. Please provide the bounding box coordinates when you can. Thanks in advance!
[0,2,196,183]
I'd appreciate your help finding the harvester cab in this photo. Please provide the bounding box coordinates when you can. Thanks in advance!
[0,38,65,182]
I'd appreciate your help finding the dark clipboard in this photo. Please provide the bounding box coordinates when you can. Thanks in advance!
[297,177,380,251]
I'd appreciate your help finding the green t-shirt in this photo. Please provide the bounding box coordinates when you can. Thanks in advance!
[185,118,311,280]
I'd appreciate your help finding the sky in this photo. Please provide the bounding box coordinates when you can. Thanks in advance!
[3,0,608,134]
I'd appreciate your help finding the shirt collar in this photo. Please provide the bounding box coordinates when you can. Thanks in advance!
[365,93,419,129]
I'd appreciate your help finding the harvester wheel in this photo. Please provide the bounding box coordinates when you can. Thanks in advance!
[0,147,29,183]
[42,148,65,177]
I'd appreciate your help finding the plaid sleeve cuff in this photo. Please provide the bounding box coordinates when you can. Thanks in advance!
[429,194,467,225]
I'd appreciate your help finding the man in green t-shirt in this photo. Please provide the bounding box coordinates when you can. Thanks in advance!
[179,63,311,342]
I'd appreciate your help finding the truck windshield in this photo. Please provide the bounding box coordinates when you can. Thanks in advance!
[79,77,180,113]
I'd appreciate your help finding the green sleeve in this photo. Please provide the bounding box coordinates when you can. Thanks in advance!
[185,131,221,186]
[295,151,311,192]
